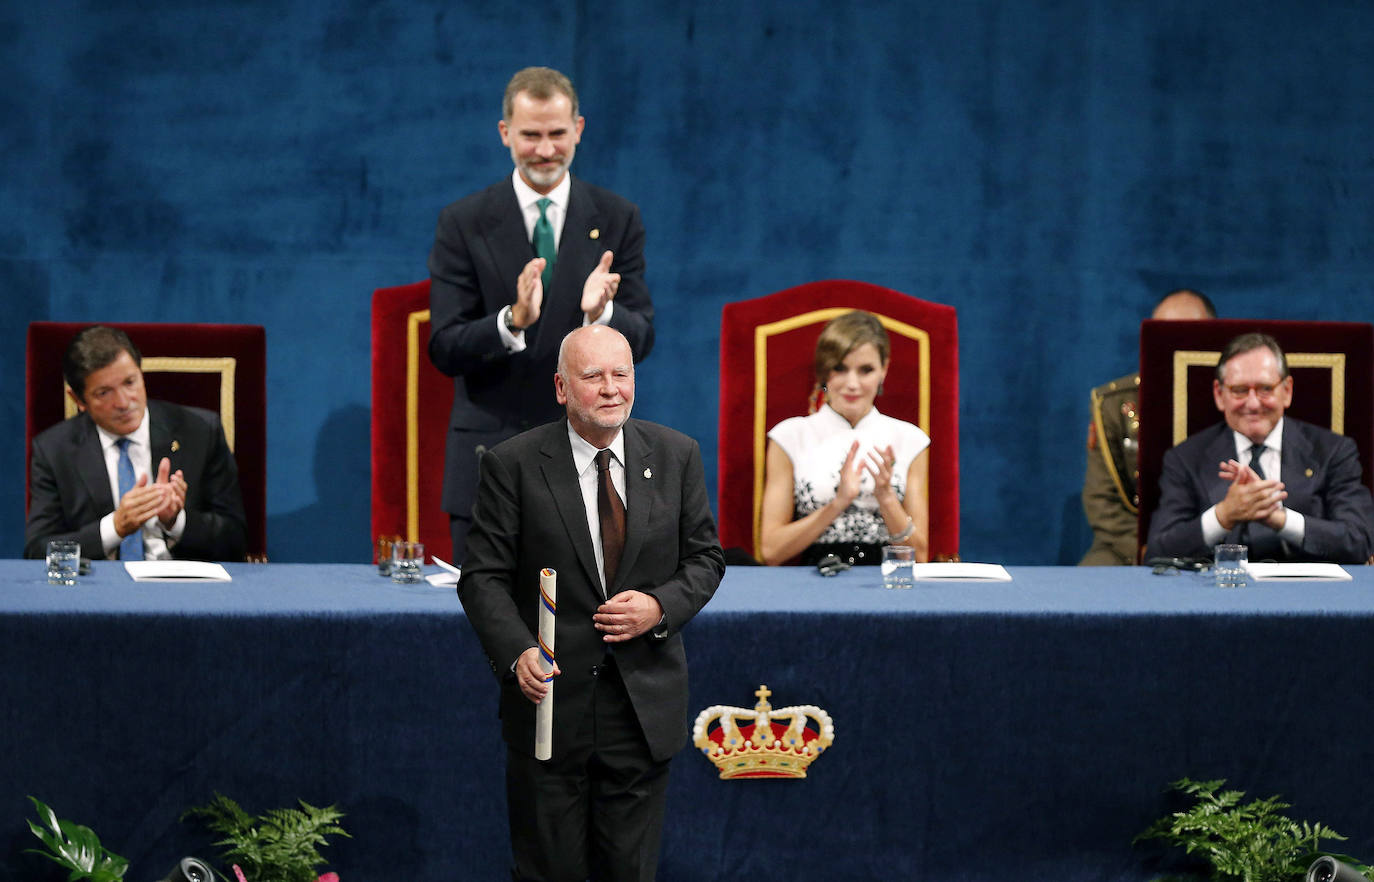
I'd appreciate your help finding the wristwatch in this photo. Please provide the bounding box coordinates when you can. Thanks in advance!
[503,306,520,333]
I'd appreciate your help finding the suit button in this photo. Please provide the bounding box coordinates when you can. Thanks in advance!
[590,665,600,678]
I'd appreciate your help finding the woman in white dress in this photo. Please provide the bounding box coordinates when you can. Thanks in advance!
[759,311,930,566]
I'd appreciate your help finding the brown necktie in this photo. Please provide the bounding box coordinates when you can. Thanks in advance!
[596,449,626,590]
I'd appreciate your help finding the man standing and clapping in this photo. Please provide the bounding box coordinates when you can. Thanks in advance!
[428,66,655,563]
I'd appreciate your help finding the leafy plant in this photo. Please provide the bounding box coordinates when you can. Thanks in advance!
[24,796,130,882]
[182,793,349,882]
[1136,777,1374,882]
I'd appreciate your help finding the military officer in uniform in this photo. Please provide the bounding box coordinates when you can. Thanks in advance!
[1079,289,1216,565]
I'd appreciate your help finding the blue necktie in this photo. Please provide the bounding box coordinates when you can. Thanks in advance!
[533,197,556,289]
[117,438,145,561]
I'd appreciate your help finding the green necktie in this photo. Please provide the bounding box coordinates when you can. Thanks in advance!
[533,197,556,289]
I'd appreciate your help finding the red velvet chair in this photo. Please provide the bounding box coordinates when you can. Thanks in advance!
[718,280,959,562]
[25,322,268,560]
[370,280,454,563]
[1136,318,1374,556]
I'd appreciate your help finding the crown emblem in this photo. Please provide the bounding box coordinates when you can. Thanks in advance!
[692,685,834,779]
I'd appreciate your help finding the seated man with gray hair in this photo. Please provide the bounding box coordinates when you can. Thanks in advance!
[1147,332,1374,563]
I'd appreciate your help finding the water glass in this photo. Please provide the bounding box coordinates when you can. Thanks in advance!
[376,534,401,576]
[47,539,80,586]
[1214,543,1248,588]
[880,545,915,589]
[391,541,425,584]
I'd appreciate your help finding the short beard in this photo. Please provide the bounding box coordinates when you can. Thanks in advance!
[518,156,570,190]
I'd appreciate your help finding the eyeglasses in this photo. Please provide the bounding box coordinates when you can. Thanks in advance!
[1221,383,1282,401]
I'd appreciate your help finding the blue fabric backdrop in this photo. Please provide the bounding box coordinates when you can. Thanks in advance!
[3,0,1373,562]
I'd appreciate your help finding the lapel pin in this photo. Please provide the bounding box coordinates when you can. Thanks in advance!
[1305,468,1314,477]
[171,440,180,452]
[643,467,652,479]
[590,229,600,240]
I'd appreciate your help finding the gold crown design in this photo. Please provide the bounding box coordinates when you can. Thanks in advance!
[692,685,834,779]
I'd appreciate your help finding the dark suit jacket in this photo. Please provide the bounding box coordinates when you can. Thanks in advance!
[427,175,655,518]
[1147,418,1374,563]
[25,400,248,561]
[458,418,724,763]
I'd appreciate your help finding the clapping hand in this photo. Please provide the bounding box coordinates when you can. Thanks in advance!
[511,257,547,329]
[580,251,620,321]
[1216,458,1287,530]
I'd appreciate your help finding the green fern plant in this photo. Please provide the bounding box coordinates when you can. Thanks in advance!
[183,793,349,882]
[1136,778,1374,882]
[24,796,130,882]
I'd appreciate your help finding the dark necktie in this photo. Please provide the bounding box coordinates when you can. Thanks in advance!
[533,197,556,290]
[1237,444,1267,547]
[596,449,625,591]
[116,438,145,561]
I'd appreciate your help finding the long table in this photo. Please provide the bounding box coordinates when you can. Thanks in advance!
[3,562,1374,881]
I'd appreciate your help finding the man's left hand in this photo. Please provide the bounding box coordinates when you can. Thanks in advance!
[593,589,663,643]
[153,456,187,528]
[580,250,620,322]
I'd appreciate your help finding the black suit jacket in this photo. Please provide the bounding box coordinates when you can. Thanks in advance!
[25,400,248,561]
[427,175,655,518]
[1147,418,1374,563]
[458,418,724,763]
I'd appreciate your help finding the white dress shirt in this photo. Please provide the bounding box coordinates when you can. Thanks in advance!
[1201,418,1305,545]
[566,422,626,598]
[95,410,185,559]
[497,170,614,351]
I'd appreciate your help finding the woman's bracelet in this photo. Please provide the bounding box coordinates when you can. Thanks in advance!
[889,516,915,543]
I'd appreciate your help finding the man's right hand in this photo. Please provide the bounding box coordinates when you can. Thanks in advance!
[510,258,547,330]
[113,474,168,537]
[514,646,559,704]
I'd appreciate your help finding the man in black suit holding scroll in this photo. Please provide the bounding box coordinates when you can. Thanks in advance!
[459,325,723,882]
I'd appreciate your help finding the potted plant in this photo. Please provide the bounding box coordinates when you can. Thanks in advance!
[182,793,348,882]
[1137,777,1374,881]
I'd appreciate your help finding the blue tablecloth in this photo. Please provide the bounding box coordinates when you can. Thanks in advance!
[4,561,1373,881]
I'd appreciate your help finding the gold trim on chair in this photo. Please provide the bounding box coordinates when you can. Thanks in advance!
[750,309,932,558]
[63,356,239,451]
[1171,350,1220,446]
[1288,352,1346,435]
[406,309,430,544]
[1171,350,1347,445]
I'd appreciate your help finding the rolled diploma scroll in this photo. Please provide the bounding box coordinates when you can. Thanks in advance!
[535,567,557,761]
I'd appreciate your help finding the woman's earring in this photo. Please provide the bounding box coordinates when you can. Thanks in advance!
[877,382,885,395]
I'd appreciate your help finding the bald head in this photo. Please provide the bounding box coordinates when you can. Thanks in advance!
[555,326,635,447]
[1151,289,1215,321]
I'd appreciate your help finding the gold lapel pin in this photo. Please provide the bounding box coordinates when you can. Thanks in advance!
[171,440,180,452]
[643,467,652,479]
[1305,468,1314,477]
[590,229,600,240]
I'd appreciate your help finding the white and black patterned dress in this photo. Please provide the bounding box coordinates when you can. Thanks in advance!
[768,404,930,561]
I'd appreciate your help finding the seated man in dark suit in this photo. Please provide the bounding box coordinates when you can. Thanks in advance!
[1147,332,1374,563]
[25,325,247,562]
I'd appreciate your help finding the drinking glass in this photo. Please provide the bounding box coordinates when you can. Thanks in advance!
[47,539,80,586]
[391,541,425,584]
[376,534,401,576]
[880,545,915,589]
[1213,543,1248,588]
